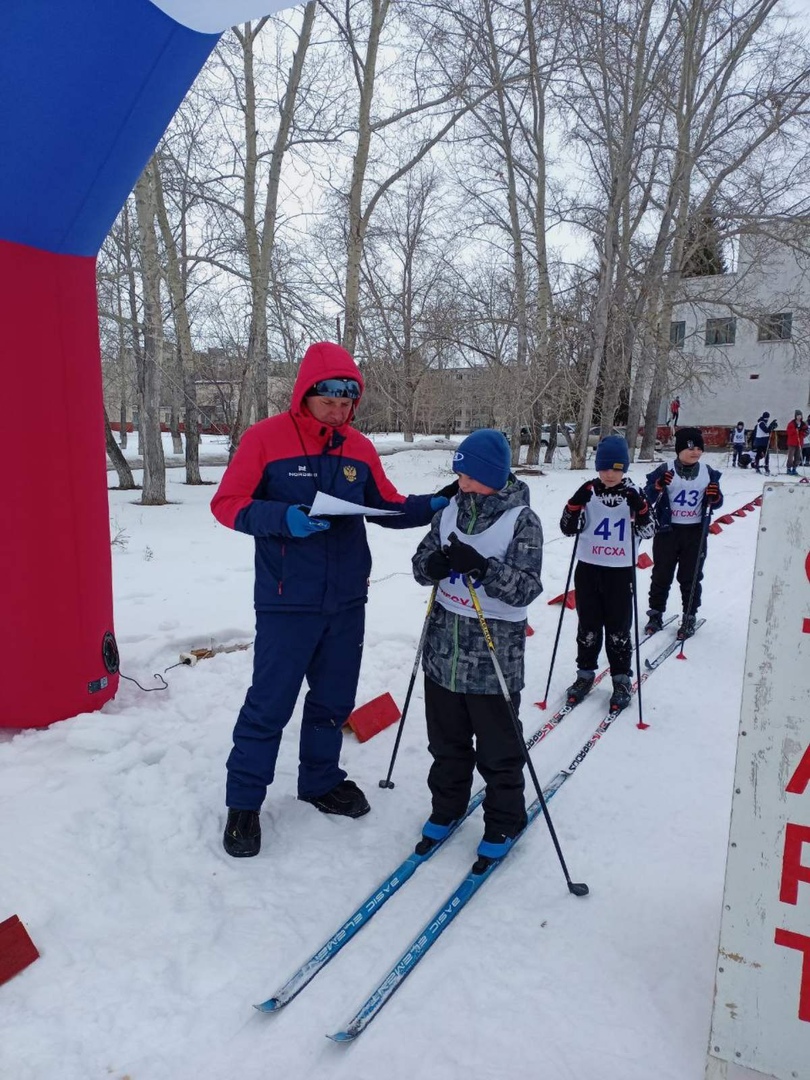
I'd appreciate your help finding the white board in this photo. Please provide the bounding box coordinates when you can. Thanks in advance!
[706,483,810,1079]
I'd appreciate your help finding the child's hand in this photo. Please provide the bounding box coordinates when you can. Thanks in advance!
[568,482,594,509]
[705,482,721,504]
[445,533,488,578]
[655,469,674,491]
[424,550,452,581]
[618,481,647,513]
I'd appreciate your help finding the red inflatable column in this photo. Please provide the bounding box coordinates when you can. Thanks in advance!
[0,240,118,727]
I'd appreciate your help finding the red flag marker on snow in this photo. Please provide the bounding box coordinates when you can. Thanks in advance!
[345,693,401,743]
[547,590,576,610]
[0,915,39,986]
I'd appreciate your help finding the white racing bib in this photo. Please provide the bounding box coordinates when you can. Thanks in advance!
[578,495,633,568]
[667,460,710,524]
[436,502,527,622]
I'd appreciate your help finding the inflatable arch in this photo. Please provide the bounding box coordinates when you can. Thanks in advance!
[1,0,292,728]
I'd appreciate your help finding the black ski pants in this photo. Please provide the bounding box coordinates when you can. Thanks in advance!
[649,524,706,615]
[424,676,526,839]
[574,561,633,676]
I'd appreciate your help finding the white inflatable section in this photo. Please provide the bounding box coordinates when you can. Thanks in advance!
[149,0,295,34]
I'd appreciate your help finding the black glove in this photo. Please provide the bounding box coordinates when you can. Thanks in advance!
[445,532,488,578]
[769,420,779,431]
[434,479,460,501]
[424,549,452,581]
[568,481,594,509]
[655,469,674,491]
[619,480,647,513]
[705,482,721,504]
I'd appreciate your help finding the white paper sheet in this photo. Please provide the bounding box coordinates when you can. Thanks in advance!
[310,491,404,517]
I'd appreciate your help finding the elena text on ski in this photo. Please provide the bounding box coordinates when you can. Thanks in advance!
[559,435,654,714]
[211,341,457,858]
[643,427,723,641]
[412,429,544,872]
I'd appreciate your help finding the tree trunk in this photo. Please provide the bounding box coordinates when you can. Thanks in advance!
[230,5,316,453]
[133,163,167,505]
[104,407,137,490]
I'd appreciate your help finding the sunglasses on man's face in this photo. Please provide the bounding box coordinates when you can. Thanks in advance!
[308,378,361,400]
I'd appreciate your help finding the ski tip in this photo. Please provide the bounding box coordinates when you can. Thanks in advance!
[254,998,281,1012]
[327,1030,356,1043]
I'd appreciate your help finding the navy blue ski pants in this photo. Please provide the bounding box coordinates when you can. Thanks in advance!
[225,606,365,809]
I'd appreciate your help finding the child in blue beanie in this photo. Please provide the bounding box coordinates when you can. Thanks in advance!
[412,429,544,872]
[559,434,654,712]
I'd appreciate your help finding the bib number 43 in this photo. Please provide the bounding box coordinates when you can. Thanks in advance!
[672,489,701,508]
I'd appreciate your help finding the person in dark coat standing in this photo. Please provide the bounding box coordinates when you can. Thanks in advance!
[751,412,778,474]
[644,427,723,640]
[412,429,544,872]
[211,342,454,857]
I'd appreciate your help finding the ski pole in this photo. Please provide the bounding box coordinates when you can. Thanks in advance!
[677,500,712,660]
[378,584,438,790]
[466,580,589,897]
[537,529,579,710]
[629,521,648,730]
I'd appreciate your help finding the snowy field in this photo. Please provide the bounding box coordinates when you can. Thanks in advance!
[0,436,782,1080]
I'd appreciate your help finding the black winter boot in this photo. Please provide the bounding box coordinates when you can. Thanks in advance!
[609,674,632,713]
[677,613,697,640]
[644,609,664,635]
[223,809,261,858]
[300,779,371,818]
[415,814,457,856]
[565,672,595,705]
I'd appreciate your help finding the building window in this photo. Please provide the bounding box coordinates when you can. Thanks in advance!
[705,317,736,346]
[670,320,686,347]
[757,312,792,342]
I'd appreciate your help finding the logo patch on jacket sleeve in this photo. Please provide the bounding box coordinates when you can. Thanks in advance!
[343,465,357,482]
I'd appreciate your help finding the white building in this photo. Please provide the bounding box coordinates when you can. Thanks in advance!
[669,230,810,434]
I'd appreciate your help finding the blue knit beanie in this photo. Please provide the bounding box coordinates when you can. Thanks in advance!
[452,429,511,490]
[594,434,630,472]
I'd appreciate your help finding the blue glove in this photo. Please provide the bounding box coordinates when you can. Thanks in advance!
[430,495,449,512]
[285,505,330,538]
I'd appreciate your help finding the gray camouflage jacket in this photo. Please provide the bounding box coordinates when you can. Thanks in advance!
[412,477,544,694]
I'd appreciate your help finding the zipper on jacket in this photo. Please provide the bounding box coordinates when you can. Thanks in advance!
[449,497,478,689]
[278,543,285,595]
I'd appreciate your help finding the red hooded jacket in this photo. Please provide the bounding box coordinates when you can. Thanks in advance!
[211,342,435,613]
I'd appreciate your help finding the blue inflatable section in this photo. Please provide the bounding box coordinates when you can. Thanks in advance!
[0,0,219,256]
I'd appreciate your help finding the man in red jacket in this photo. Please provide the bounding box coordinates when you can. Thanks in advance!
[786,410,808,476]
[211,342,454,857]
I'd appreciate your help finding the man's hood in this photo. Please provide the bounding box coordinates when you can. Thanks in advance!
[291,342,365,416]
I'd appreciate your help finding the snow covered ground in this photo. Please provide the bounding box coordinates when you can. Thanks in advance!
[0,437,779,1080]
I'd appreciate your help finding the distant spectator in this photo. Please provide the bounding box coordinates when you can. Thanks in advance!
[751,412,778,475]
[730,421,747,467]
[785,411,808,476]
[668,396,681,426]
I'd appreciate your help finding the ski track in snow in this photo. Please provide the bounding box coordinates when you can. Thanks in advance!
[0,436,771,1079]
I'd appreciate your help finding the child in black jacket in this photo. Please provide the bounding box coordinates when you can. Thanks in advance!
[560,436,654,713]
[644,427,723,640]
